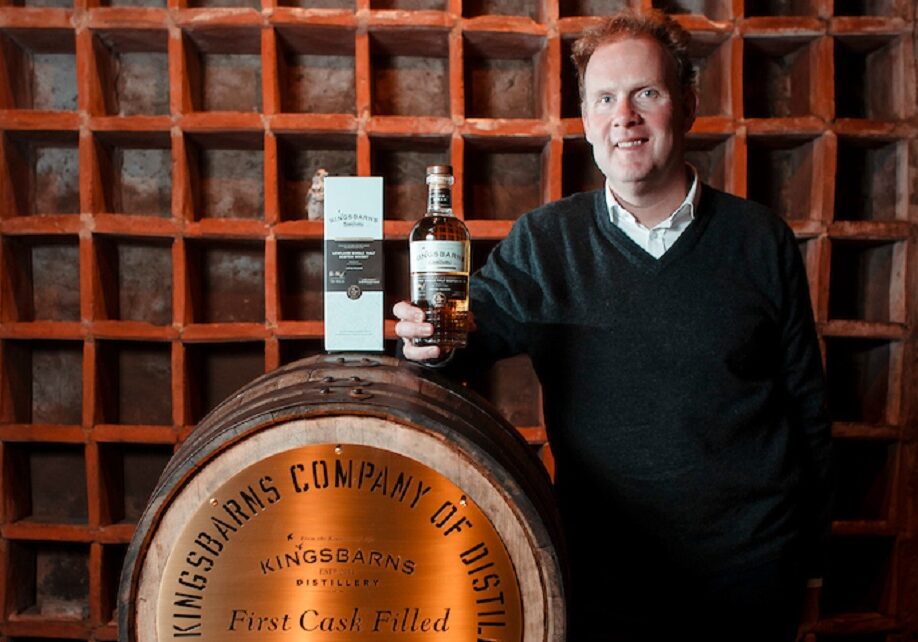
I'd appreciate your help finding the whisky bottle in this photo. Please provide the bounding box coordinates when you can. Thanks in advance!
[409,165,470,362]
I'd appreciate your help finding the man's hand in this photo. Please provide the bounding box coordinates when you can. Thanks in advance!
[392,301,440,362]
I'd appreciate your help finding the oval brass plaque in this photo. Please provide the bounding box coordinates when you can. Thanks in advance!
[158,443,523,640]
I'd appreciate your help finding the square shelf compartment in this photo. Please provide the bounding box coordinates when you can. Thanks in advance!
[561,137,604,198]
[99,544,128,624]
[8,0,74,6]
[744,0,819,15]
[185,342,264,423]
[828,239,905,324]
[370,136,450,219]
[90,29,169,116]
[276,240,323,321]
[1,235,80,322]
[276,133,356,221]
[743,36,819,119]
[280,340,395,365]
[383,239,410,315]
[6,541,89,620]
[834,35,907,121]
[824,337,900,425]
[95,0,168,6]
[7,638,87,642]
[559,1,635,17]
[463,138,548,219]
[822,537,894,616]
[796,236,819,285]
[187,0,259,7]
[181,27,262,113]
[93,235,172,324]
[746,135,819,221]
[690,33,732,118]
[463,0,541,20]
[370,29,450,117]
[98,444,172,523]
[471,238,498,272]
[95,341,172,425]
[185,133,264,220]
[686,134,730,192]
[0,28,77,111]
[185,239,265,323]
[813,635,893,642]
[2,443,87,523]
[275,0,354,7]
[1,340,83,425]
[464,31,546,119]
[650,0,731,20]
[834,138,906,221]
[1,130,80,216]
[560,36,581,120]
[832,0,906,16]
[370,0,446,8]
[276,25,355,115]
[278,339,324,366]
[92,131,172,217]
[469,354,542,427]
[832,439,896,522]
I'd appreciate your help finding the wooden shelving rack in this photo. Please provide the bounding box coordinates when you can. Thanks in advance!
[0,0,915,639]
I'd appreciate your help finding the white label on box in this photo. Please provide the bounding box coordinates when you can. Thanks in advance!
[323,177,384,352]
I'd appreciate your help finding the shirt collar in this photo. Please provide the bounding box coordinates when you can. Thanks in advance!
[605,165,700,231]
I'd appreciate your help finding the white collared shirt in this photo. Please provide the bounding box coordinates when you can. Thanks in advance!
[604,166,701,259]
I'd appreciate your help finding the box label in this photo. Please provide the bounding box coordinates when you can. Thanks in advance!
[324,177,384,352]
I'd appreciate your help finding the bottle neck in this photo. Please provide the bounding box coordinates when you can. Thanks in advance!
[427,179,453,216]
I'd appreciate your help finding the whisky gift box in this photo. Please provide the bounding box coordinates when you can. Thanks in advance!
[323,177,384,352]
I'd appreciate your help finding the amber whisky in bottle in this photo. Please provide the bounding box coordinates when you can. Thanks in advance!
[409,165,470,361]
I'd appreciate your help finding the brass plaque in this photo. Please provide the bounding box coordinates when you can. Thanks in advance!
[159,444,523,640]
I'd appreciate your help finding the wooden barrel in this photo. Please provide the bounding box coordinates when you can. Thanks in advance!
[119,353,566,642]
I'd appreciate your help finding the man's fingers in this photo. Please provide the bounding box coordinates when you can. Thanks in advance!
[395,320,433,340]
[401,339,440,362]
[393,300,425,323]
[393,300,441,362]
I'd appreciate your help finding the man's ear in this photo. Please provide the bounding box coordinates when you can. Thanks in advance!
[682,87,698,133]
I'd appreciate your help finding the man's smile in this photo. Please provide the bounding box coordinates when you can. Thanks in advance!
[615,138,649,149]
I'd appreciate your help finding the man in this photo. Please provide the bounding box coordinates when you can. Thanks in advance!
[395,10,832,642]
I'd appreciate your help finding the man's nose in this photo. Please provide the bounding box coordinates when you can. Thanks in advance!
[612,98,642,127]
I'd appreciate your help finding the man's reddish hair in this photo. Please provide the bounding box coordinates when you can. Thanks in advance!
[571,9,696,100]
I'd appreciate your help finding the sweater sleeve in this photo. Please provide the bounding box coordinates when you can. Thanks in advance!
[446,215,543,378]
[777,225,834,578]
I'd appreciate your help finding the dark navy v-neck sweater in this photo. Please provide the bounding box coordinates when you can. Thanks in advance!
[458,186,832,583]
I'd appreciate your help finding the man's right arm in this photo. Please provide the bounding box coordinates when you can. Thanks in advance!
[394,214,541,372]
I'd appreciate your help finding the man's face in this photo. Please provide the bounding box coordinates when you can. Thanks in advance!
[581,37,696,195]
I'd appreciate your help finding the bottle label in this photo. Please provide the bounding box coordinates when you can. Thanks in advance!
[428,187,452,212]
[411,273,469,306]
[410,241,467,274]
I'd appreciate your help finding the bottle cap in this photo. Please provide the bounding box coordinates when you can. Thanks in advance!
[426,165,452,176]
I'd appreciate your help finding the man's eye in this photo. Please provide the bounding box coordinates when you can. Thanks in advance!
[640,89,659,98]
[599,95,612,104]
